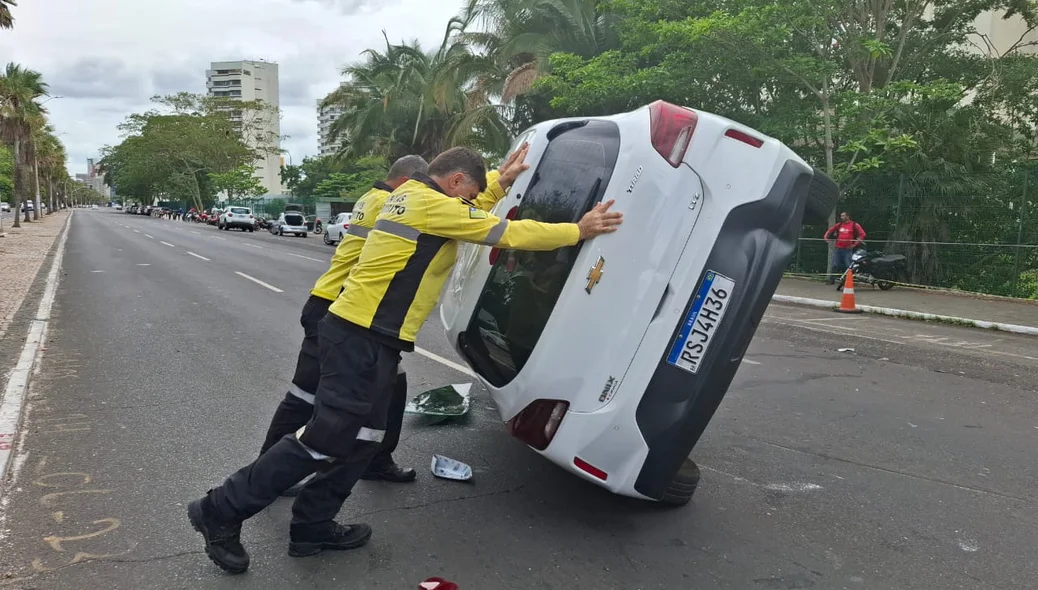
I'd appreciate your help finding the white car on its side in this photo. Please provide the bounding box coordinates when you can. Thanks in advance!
[440,101,838,507]
[323,212,352,245]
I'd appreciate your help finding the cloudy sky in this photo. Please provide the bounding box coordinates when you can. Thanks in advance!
[0,0,462,176]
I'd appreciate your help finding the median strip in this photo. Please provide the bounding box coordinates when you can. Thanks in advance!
[187,252,210,261]
[235,272,283,293]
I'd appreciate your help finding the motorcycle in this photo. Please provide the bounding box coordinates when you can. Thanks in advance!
[838,244,907,291]
[314,219,323,234]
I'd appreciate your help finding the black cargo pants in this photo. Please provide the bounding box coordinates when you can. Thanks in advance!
[205,315,402,534]
[258,296,408,467]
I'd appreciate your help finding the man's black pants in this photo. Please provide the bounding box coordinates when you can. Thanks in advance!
[204,315,403,534]
[259,295,406,469]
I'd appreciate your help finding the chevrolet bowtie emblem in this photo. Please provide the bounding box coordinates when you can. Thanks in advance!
[585,256,605,294]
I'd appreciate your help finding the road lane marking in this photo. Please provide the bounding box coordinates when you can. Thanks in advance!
[211,236,226,241]
[160,241,175,248]
[414,347,476,378]
[235,272,283,293]
[243,243,264,249]
[133,230,140,233]
[136,264,150,266]
[90,270,105,273]
[187,252,210,261]
[285,252,324,262]
[743,359,761,365]
[190,231,200,235]
[144,234,154,239]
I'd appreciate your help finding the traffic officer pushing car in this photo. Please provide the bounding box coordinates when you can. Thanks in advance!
[259,148,533,491]
[187,146,623,574]
[257,154,428,489]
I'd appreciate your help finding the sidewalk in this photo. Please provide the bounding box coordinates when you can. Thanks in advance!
[774,277,1038,333]
[0,211,71,341]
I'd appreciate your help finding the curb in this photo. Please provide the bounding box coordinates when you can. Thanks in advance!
[771,294,1038,336]
[0,212,72,491]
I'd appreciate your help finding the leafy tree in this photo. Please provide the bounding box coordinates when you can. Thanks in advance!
[0,0,15,30]
[0,63,49,227]
[0,143,11,200]
[208,165,266,205]
[264,198,286,218]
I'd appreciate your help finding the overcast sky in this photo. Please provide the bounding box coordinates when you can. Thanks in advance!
[0,0,462,176]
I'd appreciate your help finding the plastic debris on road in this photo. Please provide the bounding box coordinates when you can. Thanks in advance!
[419,578,459,590]
[431,455,473,481]
[405,383,472,418]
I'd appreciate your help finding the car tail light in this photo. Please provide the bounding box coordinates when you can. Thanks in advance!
[506,399,569,451]
[724,128,763,148]
[227,213,233,217]
[649,100,698,167]
[489,206,519,265]
[574,457,608,481]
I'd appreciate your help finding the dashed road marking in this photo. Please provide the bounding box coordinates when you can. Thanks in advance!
[243,243,263,249]
[743,359,761,365]
[187,252,210,261]
[235,272,283,293]
[285,252,324,262]
[136,264,150,267]
[414,347,476,378]
[133,230,140,234]
[160,241,175,248]
[190,231,200,235]
[144,234,154,239]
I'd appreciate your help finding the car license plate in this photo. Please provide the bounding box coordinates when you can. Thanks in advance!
[667,271,736,374]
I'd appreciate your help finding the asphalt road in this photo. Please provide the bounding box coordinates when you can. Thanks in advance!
[1,209,1036,589]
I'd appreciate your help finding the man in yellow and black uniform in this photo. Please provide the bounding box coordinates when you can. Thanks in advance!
[189,146,623,574]
[257,155,429,490]
[259,153,523,491]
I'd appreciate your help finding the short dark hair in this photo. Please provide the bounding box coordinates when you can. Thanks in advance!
[387,155,428,182]
[428,147,487,192]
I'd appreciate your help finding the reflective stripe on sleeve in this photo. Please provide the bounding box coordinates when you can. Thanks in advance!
[346,225,370,238]
[373,219,420,241]
[479,219,509,246]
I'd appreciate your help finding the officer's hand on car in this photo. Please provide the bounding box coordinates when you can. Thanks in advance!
[498,143,531,189]
[577,199,623,240]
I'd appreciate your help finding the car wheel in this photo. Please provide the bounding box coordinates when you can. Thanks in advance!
[659,458,700,507]
[301,233,308,238]
[249,228,254,233]
[802,168,841,226]
[323,231,333,245]
[279,228,284,236]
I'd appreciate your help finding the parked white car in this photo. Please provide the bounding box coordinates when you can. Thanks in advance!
[440,101,838,506]
[0,202,9,212]
[219,206,256,231]
[322,212,352,245]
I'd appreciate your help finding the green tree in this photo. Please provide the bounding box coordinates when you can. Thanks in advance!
[0,0,15,29]
[0,63,48,227]
[208,165,266,205]
[0,143,12,201]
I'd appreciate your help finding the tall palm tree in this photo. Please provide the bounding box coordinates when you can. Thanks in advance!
[0,63,48,227]
[0,0,16,30]
[460,0,619,102]
[35,127,65,215]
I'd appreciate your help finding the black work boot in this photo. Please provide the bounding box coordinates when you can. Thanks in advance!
[187,499,250,574]
[361,462,417,483]
[288,522,373,557]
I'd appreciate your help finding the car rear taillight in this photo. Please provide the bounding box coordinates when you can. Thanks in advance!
[648,101,698,167]
[489,206,519,265]
[227,213,233,217]
[574,457,608,481]
[506,399,569,451]
[724,128,763,148]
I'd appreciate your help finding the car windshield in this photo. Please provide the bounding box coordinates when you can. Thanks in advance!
[230,207,250,214]
[284,214,304,225]
[460,121,620,386]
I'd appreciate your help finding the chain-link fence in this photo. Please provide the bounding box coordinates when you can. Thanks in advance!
[793,170,1038,299]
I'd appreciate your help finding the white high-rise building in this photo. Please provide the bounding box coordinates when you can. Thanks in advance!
[205,60,284,195]
[317,86,346,157]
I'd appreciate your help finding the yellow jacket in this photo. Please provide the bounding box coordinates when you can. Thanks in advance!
[310,172,508,301]
[328,172,581,348]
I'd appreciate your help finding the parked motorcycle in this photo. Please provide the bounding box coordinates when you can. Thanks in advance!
[838,245,907,291]
[314,219,323,234]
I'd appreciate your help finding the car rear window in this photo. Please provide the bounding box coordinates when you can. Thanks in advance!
[230,207,250,214]
[284,214,304,225]
[460,120,621,386]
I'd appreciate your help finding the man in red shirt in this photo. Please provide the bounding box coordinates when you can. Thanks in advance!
[824,211,866,284]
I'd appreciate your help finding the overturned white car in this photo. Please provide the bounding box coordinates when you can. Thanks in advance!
[441,101,839,505]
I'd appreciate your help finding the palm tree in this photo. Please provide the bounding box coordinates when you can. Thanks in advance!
[35,127,65,215]
[460,0,619,102]
[0,64,48,227]
[0,0,16,30]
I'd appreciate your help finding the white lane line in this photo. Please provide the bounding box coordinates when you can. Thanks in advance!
[743,359,761,365]
[243,243,264,249]
[133,229,141,233]
[187,251,210,261]
[144,234,154,239]
[211,236,226,241]
[190,231,201,235]
[160,241,175,248]
[137,263,151,266]
[0,212,72,490]
[90,270,106,273]
[414,347,476,378]
[235,271,283,293]
[285,252,324,262]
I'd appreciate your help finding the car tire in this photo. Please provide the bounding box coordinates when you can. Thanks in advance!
[279,228,284,237]
[659,458,700,507]
[301,233,308,238]
[323,231,333,245]
[802,168,841,226]
[249,228,254,233]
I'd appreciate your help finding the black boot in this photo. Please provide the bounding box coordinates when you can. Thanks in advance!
[288,522,373,557]
[361,462,417,483]
[187,499,250,574]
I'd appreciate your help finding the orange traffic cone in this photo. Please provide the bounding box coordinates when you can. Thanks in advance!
[835,270,863,314]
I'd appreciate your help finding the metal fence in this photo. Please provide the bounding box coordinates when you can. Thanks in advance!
[792,170,1038,299]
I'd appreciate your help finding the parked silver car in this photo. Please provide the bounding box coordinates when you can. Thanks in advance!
[271,212,308,237]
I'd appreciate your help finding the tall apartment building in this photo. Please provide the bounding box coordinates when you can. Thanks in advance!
[205,60,284,195]
[317,86,346,157]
